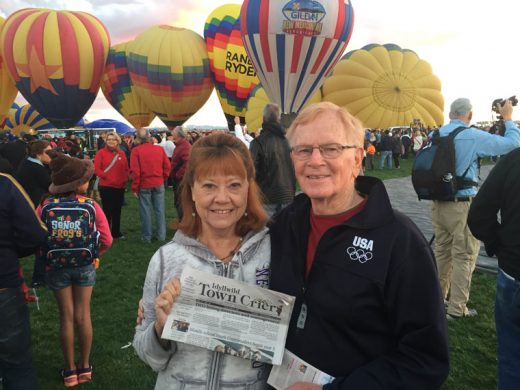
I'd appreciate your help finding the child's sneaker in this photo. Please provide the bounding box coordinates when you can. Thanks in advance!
[61,369,78,387]
[77,366,93,384]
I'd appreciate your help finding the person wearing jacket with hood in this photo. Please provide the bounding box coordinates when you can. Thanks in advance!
[133,133,270,389]
[268,102,449,390]
[94,131,129,239]
[249,103,296,217]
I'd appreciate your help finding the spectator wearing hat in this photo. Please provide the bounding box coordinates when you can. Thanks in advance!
[37,151,112,386]
[0,173,47,390]
[131,128,171,242]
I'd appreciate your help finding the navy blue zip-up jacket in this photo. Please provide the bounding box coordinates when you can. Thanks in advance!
[0,173,47,288]
[269,176,449,389]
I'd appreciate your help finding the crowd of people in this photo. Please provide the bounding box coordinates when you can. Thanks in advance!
[0,98,519,390]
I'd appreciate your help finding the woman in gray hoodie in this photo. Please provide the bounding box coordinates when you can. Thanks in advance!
[133,133,271,389]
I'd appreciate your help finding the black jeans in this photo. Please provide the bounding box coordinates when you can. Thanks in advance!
[0,288,37,390]
[99,187,125,237]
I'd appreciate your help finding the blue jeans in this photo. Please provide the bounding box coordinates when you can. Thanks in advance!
[0,288,37,390]
[379,150,393,169]
[138,185,166,241]
[496,268,520,390]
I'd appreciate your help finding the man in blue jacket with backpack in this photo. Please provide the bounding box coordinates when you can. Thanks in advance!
[433,98,520,319]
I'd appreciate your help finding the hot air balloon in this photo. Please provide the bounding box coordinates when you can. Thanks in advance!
[127,25,213,129]
[100,42,155,128]
[245,84,322,132]
[204,4,259,130]
[4,104,54,135]
[240,0,354,117]
[0,16,18,124]
[322,43,444,128]
[0,101,20,129]
[1,8,110,128]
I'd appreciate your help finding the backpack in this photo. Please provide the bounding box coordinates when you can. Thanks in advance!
[41,196,100,269]
[411,127,478,200]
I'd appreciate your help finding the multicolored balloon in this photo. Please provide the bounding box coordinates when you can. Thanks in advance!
[0,101,20,130]
[127,25,213,129]
[0,16,18,124]
[0,8,110,128]
[5,104,54,135]
[245,84,322,132]
[100,41,154,128]
[240,0,354,114]
[322,43,444,127]
[204,4,259,129]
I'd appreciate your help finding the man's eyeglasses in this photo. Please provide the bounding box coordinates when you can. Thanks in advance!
[291,143,359,160]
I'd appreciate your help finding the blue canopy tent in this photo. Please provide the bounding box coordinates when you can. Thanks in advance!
[85,119,135,134]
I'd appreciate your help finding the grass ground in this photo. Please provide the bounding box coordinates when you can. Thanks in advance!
[23,154,497,389]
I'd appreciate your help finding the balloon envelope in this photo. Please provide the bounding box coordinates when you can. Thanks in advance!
[85,118,134,134]
[1,8,110,128]
[5,103,54,135]
[204,4,259,129]
[240,0,354,114]
[245,84,322,132]
[0,16,18,123]
[127,25,213,129]
[322,43,444,128]
[101,41,155,128]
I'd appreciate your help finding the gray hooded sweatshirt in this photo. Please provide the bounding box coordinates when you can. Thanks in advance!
[133,228,271,390]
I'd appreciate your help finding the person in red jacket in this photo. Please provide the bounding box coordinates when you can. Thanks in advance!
[94,132,129,239]
[130,128,171,242]
[170,126,192,221]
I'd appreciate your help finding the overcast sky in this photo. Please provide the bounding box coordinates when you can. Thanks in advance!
[1,0,519,127]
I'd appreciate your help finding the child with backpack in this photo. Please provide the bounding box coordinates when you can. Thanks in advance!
[37,151,112,387]
[366,141,376,170]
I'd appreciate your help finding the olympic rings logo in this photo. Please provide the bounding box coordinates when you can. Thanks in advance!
[346,246,373,263]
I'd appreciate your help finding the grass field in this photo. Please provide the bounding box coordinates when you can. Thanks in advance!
[23,155,498,389]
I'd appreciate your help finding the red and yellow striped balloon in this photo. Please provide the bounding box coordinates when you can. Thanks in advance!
[0,16,18,125]
[0,8,110,128]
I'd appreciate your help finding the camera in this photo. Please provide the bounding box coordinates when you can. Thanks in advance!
[492,95,518,114]
[491,95,518,136]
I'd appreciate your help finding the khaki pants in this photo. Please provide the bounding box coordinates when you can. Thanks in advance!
[432,200,481,317]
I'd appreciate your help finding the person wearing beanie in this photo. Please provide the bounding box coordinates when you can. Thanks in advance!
[130,128,171,242]
[37,151,113,387]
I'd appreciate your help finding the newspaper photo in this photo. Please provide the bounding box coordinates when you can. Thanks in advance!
[268,349,335,389]
[161,267,295,365]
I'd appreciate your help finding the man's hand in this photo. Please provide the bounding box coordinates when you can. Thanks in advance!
[133,192,139,198]
[286,383,322,390]
[499,99,513,121]
[136,298,144,326]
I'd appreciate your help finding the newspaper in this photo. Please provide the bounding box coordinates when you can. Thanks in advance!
[161,267,295,365]
[268,349,335,389]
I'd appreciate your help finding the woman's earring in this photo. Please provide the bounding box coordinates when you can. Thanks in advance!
[244,211,248,217]
[192,212,196,217]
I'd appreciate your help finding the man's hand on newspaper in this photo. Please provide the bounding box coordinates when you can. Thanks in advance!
[154,277,181,338]
[136,298,144,326]
[286,383,322,390]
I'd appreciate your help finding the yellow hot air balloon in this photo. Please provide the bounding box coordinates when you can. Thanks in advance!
[101,41,154,128]
[0,16,18,124]
[127,26,213,128]
[245,84,322,133]
[322,44,444,128]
